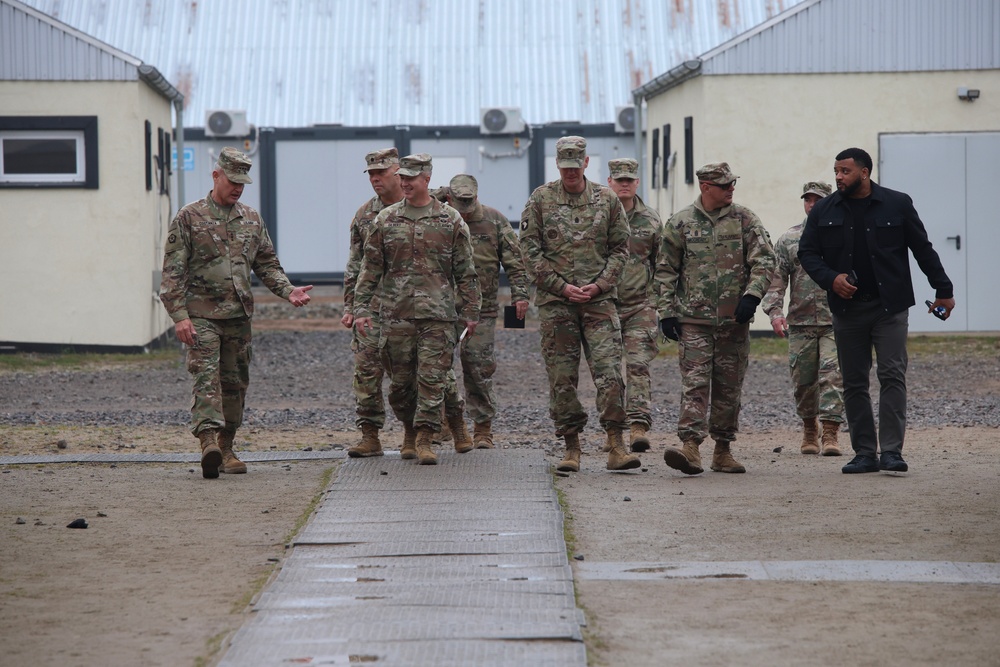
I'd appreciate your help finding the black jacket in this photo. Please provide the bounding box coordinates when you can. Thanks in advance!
[798,181,953,315]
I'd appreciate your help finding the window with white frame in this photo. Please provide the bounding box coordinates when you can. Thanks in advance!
[0,116,99,189]
[0,131,86,183]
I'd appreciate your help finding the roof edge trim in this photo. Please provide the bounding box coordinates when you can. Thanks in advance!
[138,64,184,106]
[633,59,703,101]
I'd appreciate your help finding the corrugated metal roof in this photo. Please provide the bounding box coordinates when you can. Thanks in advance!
[702,0,1000,76]
[0,0,141,81]
[11,0,805,128]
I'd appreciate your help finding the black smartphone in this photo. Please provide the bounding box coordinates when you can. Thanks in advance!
[925,300,947,321]
[846,270,858,286]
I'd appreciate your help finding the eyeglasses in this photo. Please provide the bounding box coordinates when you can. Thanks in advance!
[705,180,736,190]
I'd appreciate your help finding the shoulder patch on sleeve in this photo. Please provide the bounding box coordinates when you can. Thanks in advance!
[520,219,528,231]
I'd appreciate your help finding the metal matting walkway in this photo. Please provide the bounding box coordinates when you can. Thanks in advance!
[217,449,587,667]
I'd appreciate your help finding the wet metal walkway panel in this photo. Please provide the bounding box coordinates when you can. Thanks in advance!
[217,450,586,667]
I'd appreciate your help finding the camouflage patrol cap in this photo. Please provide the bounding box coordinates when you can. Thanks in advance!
[696,162,738,185]
[449,174,479,212]
[608,158,639,180]
[397,153,433,177]
[217,147,253,184]
[801,180,833,198]
[363,147,399,172]
[431,186,451,203]
[556,136,587,168]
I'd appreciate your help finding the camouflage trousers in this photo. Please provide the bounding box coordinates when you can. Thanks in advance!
[455,316,498,423]
[186,316,252,436]
[787,325,844,423]
[351,319,386,429]
[379,318,456,432]
[677,322,749,444]
[620,304,660,429]
[538,300,627,436]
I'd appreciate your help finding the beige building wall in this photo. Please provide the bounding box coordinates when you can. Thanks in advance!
[644,69,1000,327]
[0,80,175,348]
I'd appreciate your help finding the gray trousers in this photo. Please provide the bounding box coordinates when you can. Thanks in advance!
[831,299,908,457]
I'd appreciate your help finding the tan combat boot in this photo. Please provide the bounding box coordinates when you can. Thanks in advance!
[348,423,384,458]
[433,407,453,444]
[606,429,641,471]
[218,430,247,474]
[629,423,651,453]
[820,420,842,456]
[801,417,820,455]
[473,420,494,449]
[663,440,703,475]
[415,427,438,465]
[197,429,222,479]
[447,414,474,454]
[557,433,581,473]
[711,440,746,473]
[400,422,417,460]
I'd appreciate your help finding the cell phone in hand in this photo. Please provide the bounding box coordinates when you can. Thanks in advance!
[925,300,947,320]
[846,270,858,286]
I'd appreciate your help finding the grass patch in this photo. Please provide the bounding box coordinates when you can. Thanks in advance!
[282,464,337,546]
[554,478,609,666]
[0,349,182,373]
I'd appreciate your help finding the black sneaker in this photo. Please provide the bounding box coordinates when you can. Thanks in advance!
[842,454,879,474]
[879,451,909,473]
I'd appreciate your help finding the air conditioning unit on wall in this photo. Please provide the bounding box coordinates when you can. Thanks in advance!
[615,105,638,134]
[480,107,526,135]
[205,109,250,137]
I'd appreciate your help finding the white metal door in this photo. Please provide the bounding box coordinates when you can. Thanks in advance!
[879,133,989,332]
[963,134,1000,331]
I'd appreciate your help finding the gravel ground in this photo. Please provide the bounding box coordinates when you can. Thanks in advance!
[2,321,999,437]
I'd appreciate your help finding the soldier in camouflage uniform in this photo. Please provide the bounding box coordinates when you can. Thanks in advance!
[353,154,481,465]
[447,174,530,448]
[762,181,845,456]
[606,159,663,453]
[520,136,640,473]
[160,147,313,479]
[655,162,775,475]
[341,148,404,458]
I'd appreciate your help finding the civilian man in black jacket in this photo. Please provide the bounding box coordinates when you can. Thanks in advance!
[798,147,955,475]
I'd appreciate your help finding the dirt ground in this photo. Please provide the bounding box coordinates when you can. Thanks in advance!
[2,290,998,666]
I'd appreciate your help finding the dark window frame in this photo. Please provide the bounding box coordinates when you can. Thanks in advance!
[662,124,671,189]
[0,116,98,189]
[684,116,694,185]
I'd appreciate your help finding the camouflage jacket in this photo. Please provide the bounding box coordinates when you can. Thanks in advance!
[617,195,663,316]
[160,192,293,322]
[762,221,833,326]
[343,194,400,317]
[519,178,629,307]
[354,199,481,323]
[655,196,775,325]
[460,203,530,317]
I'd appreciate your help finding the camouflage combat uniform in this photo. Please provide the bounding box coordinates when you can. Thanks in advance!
[344,193,398,429]
[762,221,845,424]
[160,193,294,436]
[454,202,530,424]
[616,194,663,429]
[655,194,775,444]
[354,199,480,432]
[520,178,629,436]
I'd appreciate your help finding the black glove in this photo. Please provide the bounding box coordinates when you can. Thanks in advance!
[659,317,681,341]
[734,295,761,324]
